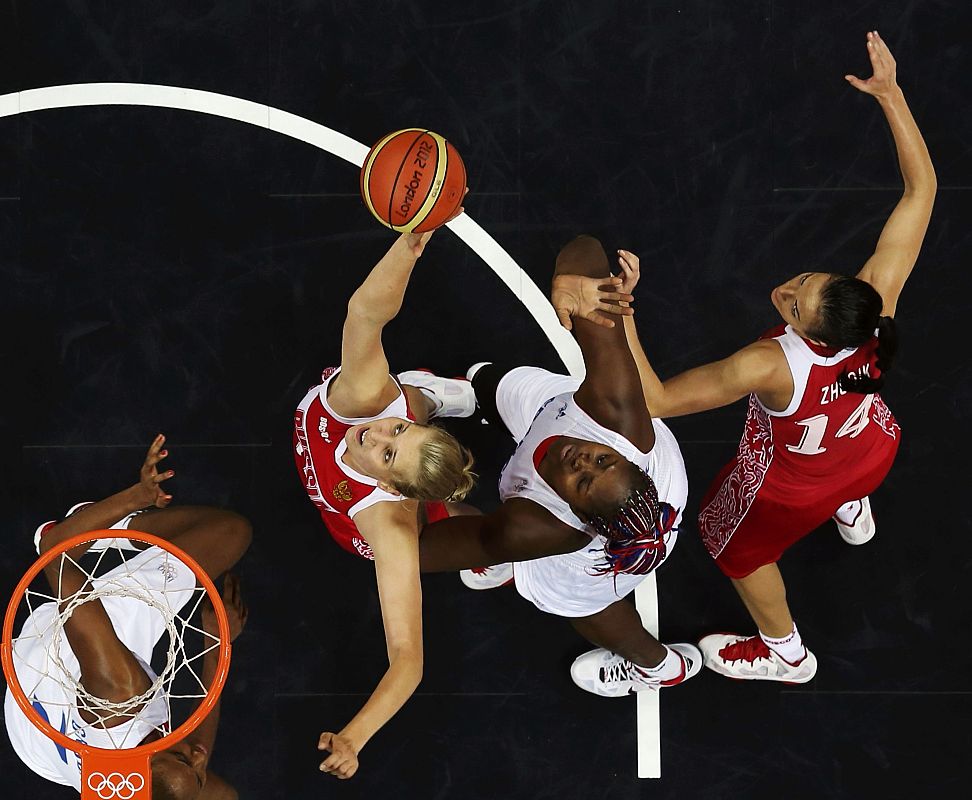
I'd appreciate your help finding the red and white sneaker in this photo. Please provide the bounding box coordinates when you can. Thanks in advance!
[833,497,875,545]
[33,502,140,555]
[699,633,817,683]
[459,563,514,590]
[398,369,476,419]
[570,643,703,697]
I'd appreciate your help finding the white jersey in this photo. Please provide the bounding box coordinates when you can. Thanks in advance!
[4,514,197,790]
[493,367,688,617]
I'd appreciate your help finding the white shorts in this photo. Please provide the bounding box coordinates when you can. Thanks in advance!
[513,527,678,618]
[4,536,198,788]
[494,366,581,442]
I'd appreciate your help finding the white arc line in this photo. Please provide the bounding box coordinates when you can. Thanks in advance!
[0,82,584,376]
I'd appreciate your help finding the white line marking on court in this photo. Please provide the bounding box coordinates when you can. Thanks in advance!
[0,82,658,777]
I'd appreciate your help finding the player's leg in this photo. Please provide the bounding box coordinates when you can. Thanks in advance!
[129,506,252,580]
[699,562,817,683]
[731,562,793,638]
[568,599,701,697]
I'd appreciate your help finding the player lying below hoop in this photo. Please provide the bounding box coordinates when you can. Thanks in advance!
[415,235,702,698]
[3,435,251,799]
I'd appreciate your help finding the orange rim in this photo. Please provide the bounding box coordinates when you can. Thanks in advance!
[1,529,232,759]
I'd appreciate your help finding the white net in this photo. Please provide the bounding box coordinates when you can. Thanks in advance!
[9,541,223,751]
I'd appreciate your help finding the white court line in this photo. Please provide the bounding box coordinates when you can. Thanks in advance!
[0,82,658,776]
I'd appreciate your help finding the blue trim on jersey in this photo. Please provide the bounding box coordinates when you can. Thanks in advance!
[31,700,69,764]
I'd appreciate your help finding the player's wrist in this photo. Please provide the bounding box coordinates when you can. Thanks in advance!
[336,725,365,754]
[875,84,904,107]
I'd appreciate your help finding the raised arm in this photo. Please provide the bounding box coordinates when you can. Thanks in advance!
[553,236,654,451]
[327,233,435,417]
[37,438,177,722]
[316,500,425,780]
[606,249,789,418]
[848,31,936,316]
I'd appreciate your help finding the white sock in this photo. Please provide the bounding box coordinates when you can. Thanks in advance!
[639,646,683,681]
[834,499,862,526]
[760,624,806,664]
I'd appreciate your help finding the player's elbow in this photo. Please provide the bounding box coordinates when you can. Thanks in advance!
[390,642,424,685]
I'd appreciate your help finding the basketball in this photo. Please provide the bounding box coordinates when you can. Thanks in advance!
[360,128,467,233]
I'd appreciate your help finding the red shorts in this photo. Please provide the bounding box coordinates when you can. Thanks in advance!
[321,501,450,561]
[700,440,900,579]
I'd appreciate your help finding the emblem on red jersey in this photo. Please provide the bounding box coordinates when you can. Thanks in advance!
[333,480,353,502]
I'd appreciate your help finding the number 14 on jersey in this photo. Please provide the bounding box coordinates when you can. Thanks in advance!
[786,395,874,456]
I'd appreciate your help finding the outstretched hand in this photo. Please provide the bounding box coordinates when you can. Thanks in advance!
[845,31,898,99]
[318,731,359,779]
[135,434,175,509]
[551,274,634,331]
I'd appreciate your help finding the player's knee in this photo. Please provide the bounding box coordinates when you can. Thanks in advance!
[216,510,253,555]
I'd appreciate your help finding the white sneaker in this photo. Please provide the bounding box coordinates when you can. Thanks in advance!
[459,563,514,590]
[570,643,703,697]
[833,497,875,545]
[699,633,817,683]
[398,369,476,418]
[34,502,140,555]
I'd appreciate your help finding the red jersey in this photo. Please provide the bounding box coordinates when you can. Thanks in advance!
[294,367,417,560]
[699,324,900,569]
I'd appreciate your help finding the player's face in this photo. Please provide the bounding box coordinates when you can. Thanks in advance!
[539,437,631,520]
[344,416,427,490]
[771,272,831,340]
[151,741,208,796]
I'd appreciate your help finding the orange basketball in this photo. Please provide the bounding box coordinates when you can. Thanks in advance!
[360,129,467,233]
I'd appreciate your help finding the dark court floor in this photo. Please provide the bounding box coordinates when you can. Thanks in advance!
[1,2,970,798]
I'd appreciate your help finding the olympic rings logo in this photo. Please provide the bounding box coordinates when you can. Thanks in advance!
[86,771,146,799]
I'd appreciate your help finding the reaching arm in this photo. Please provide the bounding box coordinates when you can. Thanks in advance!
[552,236,654,451]
[847,31,936,317]
[36,437,176,721]
[648,339,792,418]
[317,500,425,780]
[418,498,590,573]
[327,233,434,417]
[607,250,791,417]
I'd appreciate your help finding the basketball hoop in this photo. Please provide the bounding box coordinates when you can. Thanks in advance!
[2,530,232,799]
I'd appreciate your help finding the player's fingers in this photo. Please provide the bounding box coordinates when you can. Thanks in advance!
[153,470,175,484]
[555,307,573,331]
[318,732,333,750]
[844,74,867,91]
[156,495,173,508]
[602,291,634,303]
[600,303,633,316]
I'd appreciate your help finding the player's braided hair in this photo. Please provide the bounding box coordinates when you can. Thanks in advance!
[588,469,675,578]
